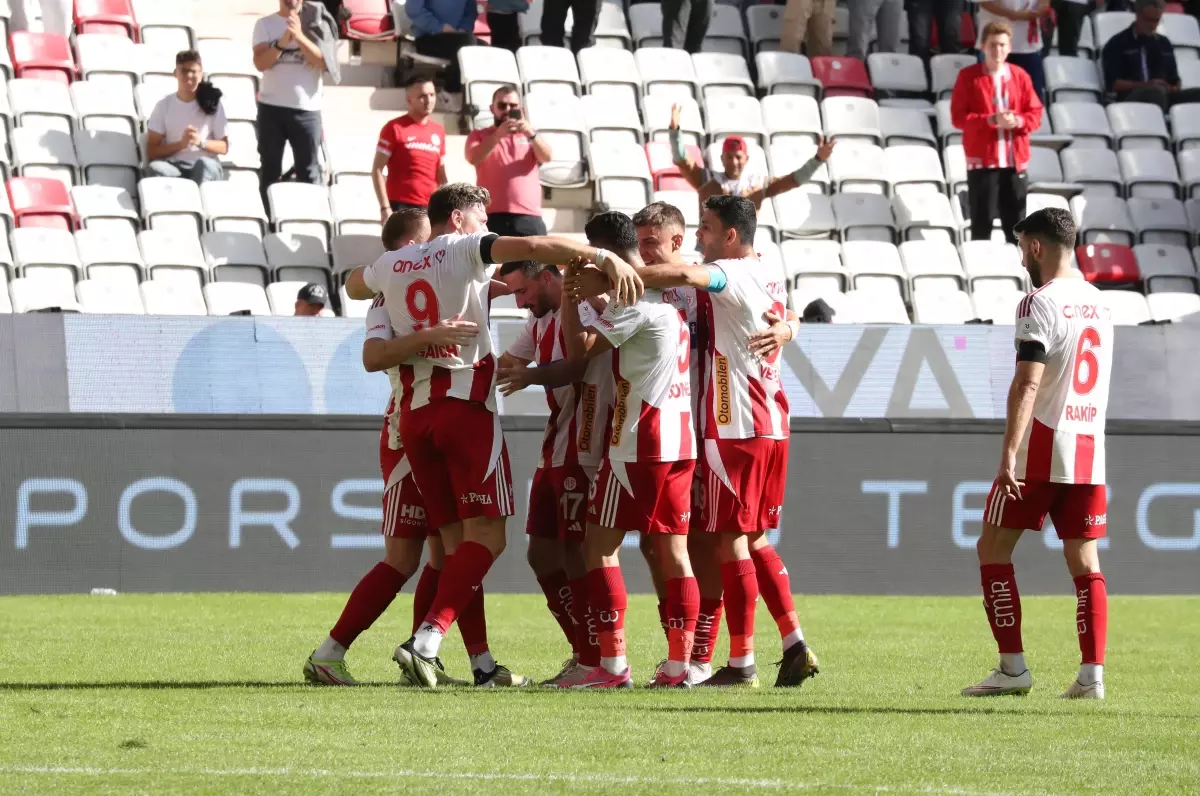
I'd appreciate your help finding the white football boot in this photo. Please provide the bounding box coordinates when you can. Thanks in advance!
[961,667,1033,696]
[1060,679,1105,700]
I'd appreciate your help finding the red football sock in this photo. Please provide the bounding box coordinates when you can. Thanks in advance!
[569,577,596,665]
[411,563,440,636]
[457,584,489,656]
[330,561,408,648]
[980,563,1024,654]
[1074,572,1107,665]
[537,570,577,652]
[665,576,700,665]
[751,545,802,646]
[720,559,758,664]
[691,598,723,664]
[587,566,627,668]
[424,541,495,634]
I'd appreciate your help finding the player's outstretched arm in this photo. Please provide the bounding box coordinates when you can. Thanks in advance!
[496,357,586,396]
[746,136,836,206]
[362,319,480,372]
[997,358,1046,500]
[638,262,719,291]
[668,103,707,191]
[489,236,643,305]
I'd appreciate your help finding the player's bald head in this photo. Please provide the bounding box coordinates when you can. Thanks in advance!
[382,207,430,250]
[584,211,640,262]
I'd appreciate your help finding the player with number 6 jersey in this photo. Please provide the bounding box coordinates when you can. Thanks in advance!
[964,208,1114,701]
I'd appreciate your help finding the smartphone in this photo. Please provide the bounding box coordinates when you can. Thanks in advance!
[507,108,522,120]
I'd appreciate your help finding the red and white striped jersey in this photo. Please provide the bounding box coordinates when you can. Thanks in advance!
[365,295,410,484]
[575,300,614,466]
[658,285,705,425]
[589,290,695,464]
[362,230,499,412]
[702,257,790,440]
[1013,278,1113,484]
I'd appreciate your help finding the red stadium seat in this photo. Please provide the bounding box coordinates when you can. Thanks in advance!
[7,177,77,230]
[74,0,139,40]
[1076,244,1140,283]
[9,32,77,84]
[810,56,873,98]
[645,142,703,192]
[342,0,395,40]
[1166,2,1186,12]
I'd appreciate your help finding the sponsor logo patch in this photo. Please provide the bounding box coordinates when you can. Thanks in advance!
[610,379,631,447]
[715,355,732,425]
[577,384,597,452]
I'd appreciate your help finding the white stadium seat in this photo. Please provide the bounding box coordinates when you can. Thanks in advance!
[76,33,140,89]
[76,278,145,314]
[1025,192,1071,216]
[746,4,783,54]
[773,190,836,239]
[960,240,1027,291]
[1133,243,1200,293]
[692,52,755,99]
[265,233,331,288]
[867,53,929,99]
[71,80,138,136]
[1148,291,1200,321]
[842,240,906,296]
[201,181,269,238]
[75,225,144,287]
[781,238,848,291]
[634,48,699,101]
[8,78,75,133]
[1108,102,1170,150]
[11,127,77,187]
[578,46,641,106]
[267,183,334,243]
[1070,195,1136,246]
[1119,149,1181,199]
[844,288,910,323]
[71,185,139,233]
[912,285,974,323]
[1061,148,1123,196]
[139,278,207,315]
[1127,197,1191,247]
[893,192,958,243]
[1092,11,1136,50]
[886,145,946,195]
[1169,103,1200,151]
[139,176,205,236]
[593,0,633,49]
[589,141,653,213]
[827,142,887,194]
[583,93,643,146]
[202,231,269,285]
[754,52,820,97]
[518,45,582,97]
[832,192,895,242]
[12,227,81,275]
[761,94,823,145]
[525,91,589,186]
[930,54,975,99]
[1161,12,1200,57]
[267,281,307,316]
[330,182,383,236]
[9,276,81,313]
[972,281,1024,324]
[879,107,936,148]
[1050,102,1113,149]
[642,94,704,145]
[900,239,966,291]
[1105,290,1152,325]
[138,228,208,286]
[704,4,749,56]
[705,95,766,145]
[196,38,258,92]
[332,233,385,275]
[1044,56,1103,103]
[75,130,140,197]
[203,282,271,316]
[821,96,882,146]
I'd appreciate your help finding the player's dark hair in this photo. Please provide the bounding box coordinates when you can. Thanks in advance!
[702,195,757,244]
[427,183,491,227]
[632,202,685,233]
[1013,208,1076,250]
[176,49,202,67]
[584,211,639,260]
[498,260,559,278]
[405,74,434,89]
[381,207,428,250]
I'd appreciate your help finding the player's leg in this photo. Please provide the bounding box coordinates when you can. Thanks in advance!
[527,469,576,657]
[687,528,723,684]
[561,467,593,680]
[1055,485,1108,699]
[649,533,700,687]
[411,534,444,636]
[639,533,670,640]
[571,520,631,688]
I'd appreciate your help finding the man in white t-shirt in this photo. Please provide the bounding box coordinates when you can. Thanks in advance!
[145,50,229,185]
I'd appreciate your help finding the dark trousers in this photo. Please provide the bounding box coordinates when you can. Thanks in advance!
[1119,85,1200,112]
[256,101,323,210]
[907,0,962,61]
[540,0,598,52]
[662,0,713,53]
[1050,0,1090,57]
[488,11,522,52]
[486,212,547,237]
[414,31,476,92]
[967,168,1027,244]
[1005,51,1046,104]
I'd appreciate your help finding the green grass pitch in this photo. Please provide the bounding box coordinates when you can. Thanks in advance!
[1,593,1197,795]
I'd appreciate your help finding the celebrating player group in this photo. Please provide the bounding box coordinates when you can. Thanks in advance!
[302,185,1112,698]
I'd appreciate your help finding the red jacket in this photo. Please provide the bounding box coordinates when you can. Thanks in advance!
[950,61,1043,172]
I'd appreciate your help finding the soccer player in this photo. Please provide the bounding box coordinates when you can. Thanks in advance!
[344,183,642,688]
[962,208,1113,700]
[559,211,699,688]
[568,195,818,688]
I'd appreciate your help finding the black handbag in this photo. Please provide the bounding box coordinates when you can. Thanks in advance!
[196,81,223,116]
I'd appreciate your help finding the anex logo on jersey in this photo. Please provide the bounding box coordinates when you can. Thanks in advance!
[715,355,732,425]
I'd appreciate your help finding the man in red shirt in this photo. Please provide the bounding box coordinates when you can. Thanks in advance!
[464,86,552,237]
[372,76,447,223]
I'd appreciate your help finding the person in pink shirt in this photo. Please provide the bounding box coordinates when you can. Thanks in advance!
[464,86,553,237]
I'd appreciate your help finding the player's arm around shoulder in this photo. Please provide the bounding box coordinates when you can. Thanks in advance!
[344,266,376,300]
[638,262,725,293]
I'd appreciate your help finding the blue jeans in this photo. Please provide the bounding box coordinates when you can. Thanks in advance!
[145,156,225,184]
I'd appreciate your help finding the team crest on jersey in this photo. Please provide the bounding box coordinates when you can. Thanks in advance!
[577,384,597,452]
[563,477,577,491]
[715,355,732,425]
[610,379,632,446]
[431,133,441,146]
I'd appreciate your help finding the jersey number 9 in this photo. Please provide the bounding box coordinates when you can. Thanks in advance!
[406,279,439,331]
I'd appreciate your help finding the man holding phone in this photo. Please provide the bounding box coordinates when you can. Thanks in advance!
[464,86,553,237]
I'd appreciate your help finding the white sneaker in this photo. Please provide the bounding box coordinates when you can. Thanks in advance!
[689,661,713,685]
[1060,679,1105,700]
[438,90,462,113]
[961,668,1033,696]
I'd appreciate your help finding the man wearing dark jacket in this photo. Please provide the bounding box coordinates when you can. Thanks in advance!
[1102,0,1200,110]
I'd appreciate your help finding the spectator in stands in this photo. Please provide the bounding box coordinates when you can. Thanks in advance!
[781,0,835,57]
[1050,0,1090,57]
[1103,0,1200,109]
[951,22,1042,244]
[908,0,963,63]
[294,283,328,316]
[662,0,713,54]
[406,0,478,111]
[373,77,447,222]
[252,0,334,206]
[464,86,552,237]
[540,0,598,53]
[145,51,229,185]
[487,0,531,53]
[974,0,1050,101]
[848,0,903,60]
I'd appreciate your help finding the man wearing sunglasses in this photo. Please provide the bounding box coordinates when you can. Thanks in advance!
[464,86,553,238]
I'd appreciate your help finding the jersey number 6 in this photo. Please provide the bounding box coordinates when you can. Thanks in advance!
[1072,326,1101,396]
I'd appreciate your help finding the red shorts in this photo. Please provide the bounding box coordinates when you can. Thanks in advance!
[985,480,1108,539]
[587,459,696,535]
[400,398,515,530]
[701,437,788,534]
[379,422,431,539]
[527,464,594,543]
[689,458,707,533]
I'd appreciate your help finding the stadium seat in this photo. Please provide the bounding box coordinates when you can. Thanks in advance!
[844,288,910,323]
[325,137,373,187]
[592,0,633,49]
[525,91,589,186]
[8,77,75,133]
[827,142,887,193]
[635,48,700,102]
[755,52,821,98]
[74,33,139,91]
[1161,12,1200,57]
[762,94,823,145]
[200,181,268,239]
[704,4,749,56]
[705,95,766,145]
[780,238,847,291]
[1027,194,1072,220]
[340,0,394,40]
[1104,290,1153,325]
[221,122,263,180]
[266,280,307,316]
[1076,243,1140,283]
[653,189,700,227]
[138,176,204,236]
[642,94,704,145]
[1025,148,1073,196]
[791,287,853,321]
[1119,150,1181,199]
[265,232,331,288]
[517,46,583,97]
[209,76,257,124]
[11,127,77,186]
[139,278,206,315]
[1070,195,1136,246]
[1179,149,1200,198]
[1148,290,1200,320]
[627,2,663,48]
[203,282,270,316]
[746,4,784,54]
[76,278,144,313]
[810,56,872,99]
[583,93,643,146]
[692,52,755,99]
[773,190,836,239]
[75,225,143,287]
[12,226,81,276]
[138,228,207,286]
[1049,12,1096,56]
[10,32,76,84]
[202,231,269,286]
[71,185,138,233]
[1128,197,1191,246]
[866,53,930,105]
[842,240,906,296]
[832,192,895,242]
[930,54,975,100]
[1133,243,1200,292]
[768,137,832,193]
[195,39,258,94]
[893,192,958,243]
[134,78,176,124]
[71,80,138,137]
[934,100,960,149]
[131,0,195,51]
[879,107,936,148]
[1092,11,1136,50]
[821,97,882,146]
[1061,148,1123,196]
[645,141,702,191]
[1108,103,1170,150]
[328,182,381,238]
[8,176,75,229]
[589,141,653,213]
[1044,56,1103,103]
[913,285,974,323]
[899,239,966,291]
[1169,103,1200,151]
[9,275,81,312]
[578,46,641,107]
[339,283,371,318]
[886,145,946,195]
[74,0,138,38]
[972,281,1023,324]
[459,46,521,128]
[1181,59,1200,90]
[267,183,333,243]
[960,240,1027,291]
[331,233,385,276]
[75,130,139,197]
[1050,102,1113,149]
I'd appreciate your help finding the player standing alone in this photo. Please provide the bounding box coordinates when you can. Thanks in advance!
[963,208,1112,700]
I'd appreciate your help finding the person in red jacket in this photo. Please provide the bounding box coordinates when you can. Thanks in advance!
[950,21,1043,245]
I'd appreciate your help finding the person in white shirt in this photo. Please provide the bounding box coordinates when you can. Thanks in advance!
[145,50,229,185]
[974,0,1051,100]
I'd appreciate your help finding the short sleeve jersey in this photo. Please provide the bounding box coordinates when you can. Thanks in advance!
[576,300,614,466]
[363,231,498,411]
[1013,278,1113,484]
[590,291,695,464]
[703,257,791,440]
[364,295,411,481]
[377,115,446,207]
